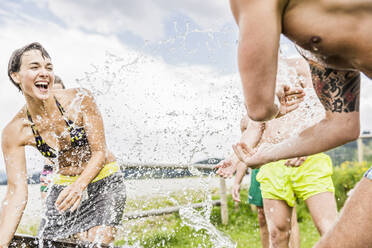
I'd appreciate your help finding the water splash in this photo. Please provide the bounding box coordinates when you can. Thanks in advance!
[11,22,266,247]
[68,43,243,246]
[179,206,237,248]
[76,50,243,165]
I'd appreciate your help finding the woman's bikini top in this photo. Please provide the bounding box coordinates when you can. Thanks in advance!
[27,97,89,158]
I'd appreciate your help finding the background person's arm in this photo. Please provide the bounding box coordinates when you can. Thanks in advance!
[234,64,361,167]
[230,0,288,121]
[232,163,250,202]
[216,120,264,177]
[0,124,28,246]
[231,121,265,201]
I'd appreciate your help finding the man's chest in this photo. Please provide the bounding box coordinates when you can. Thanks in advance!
[282,0,372,69]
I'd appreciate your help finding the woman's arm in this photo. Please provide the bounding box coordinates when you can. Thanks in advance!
[55,89,109,212]
[73,89,108,186]
[0,123,28,246]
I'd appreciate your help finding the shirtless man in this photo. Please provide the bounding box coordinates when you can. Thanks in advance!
[233,115,336,248]
[220,58,336,247]
[231,115,300,248]
[228,1,372,247]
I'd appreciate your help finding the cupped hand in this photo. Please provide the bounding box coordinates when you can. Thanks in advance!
[215,159,237,178]
[285,156,307,167]
[232,142,275,168]
[55,183,85,212]
[232,142,256,167]
[277,85,306,117]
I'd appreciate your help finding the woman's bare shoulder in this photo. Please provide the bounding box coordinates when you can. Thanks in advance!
[53,87,93,107]
[55,87,94,100]
[2,106,30,148]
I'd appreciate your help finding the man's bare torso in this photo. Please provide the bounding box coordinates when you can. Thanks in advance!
[282,0,372,77]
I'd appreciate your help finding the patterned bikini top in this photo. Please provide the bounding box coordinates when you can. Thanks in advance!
[27,97,89,158]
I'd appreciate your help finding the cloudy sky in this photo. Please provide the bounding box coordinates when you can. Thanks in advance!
[1,0,372,172]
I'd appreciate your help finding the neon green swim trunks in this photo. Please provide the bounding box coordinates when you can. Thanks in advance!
[256,153,334,207]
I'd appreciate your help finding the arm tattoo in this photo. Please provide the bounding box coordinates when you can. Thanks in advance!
[309,61,360,113]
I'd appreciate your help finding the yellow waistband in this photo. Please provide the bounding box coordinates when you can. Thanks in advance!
[53,162,119,186]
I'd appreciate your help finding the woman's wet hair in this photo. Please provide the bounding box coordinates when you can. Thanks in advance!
[54,75,66,89]
[8,42,51,91]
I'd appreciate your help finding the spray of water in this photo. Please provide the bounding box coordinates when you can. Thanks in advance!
[71,40,243,246]
[9,23,325,247]
[179,206,237,248]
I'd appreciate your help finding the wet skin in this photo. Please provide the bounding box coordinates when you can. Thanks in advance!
[228,2,372,246]
[283,0,372,77]
[229,0,364,167]
[22,88,116,176]
[0,50,116,245]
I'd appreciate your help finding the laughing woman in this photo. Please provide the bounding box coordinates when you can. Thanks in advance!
[0,42,126,246]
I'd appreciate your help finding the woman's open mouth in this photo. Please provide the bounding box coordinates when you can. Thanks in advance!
[35,82,49,92]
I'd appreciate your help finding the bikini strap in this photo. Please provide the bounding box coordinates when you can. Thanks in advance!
[54,96,74,128]
[54,96,66,114]
[26,109,38,136]
[26,108,57,158]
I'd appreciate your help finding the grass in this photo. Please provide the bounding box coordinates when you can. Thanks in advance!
[116,190,321,248]
[16,187,321,248]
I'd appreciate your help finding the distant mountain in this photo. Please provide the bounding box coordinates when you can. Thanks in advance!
[194,158,223,165]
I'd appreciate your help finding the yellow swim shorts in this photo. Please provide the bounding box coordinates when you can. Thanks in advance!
[256,153,334,207]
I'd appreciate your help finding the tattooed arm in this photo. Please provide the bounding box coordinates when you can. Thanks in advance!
[233,62,360,168]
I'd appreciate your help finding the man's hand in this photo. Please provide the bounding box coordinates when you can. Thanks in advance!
[55,183,86,212]
[232,142,275,168]
[285,156,307,167]
[215,159,238,178]
[276,85,305,118]
[232,142,257,167]
[232,183,241,202]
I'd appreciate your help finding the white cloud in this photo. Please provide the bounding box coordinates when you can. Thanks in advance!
[157,0,232,29]
[43,0,233,40]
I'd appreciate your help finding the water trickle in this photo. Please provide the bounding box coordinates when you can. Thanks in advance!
[179,206,237,248]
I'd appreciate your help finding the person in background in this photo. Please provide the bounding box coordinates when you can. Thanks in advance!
[231,115,300,248]
[219,58,337,247]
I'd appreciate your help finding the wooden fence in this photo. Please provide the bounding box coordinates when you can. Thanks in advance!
[357,134,372,163]
[120,162,229,224]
